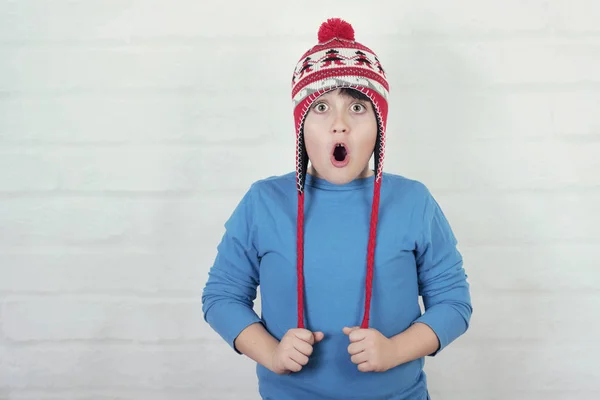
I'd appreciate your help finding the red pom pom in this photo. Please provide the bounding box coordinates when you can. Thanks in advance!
[318,18,355,43]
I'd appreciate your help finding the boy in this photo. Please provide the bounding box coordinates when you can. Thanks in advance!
[202,18,472,400]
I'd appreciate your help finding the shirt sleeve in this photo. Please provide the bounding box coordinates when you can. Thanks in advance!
[201,184,263,354]
[411,187,473,356]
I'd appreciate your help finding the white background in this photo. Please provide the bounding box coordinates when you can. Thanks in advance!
[1,1,599,399]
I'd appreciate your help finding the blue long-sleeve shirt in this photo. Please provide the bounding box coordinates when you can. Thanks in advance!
[202,171,472,400]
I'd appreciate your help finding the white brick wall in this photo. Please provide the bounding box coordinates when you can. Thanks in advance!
[1,1,599,399]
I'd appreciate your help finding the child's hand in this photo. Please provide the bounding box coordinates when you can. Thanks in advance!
[343,326,398,373]
[270,328,324,375]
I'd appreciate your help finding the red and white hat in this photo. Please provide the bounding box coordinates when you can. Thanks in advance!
[291,18,390,330]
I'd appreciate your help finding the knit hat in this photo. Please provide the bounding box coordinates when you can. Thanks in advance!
[291,18,390,330]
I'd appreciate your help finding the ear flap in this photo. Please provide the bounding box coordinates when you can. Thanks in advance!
[296,131,310,193]
[373,124,382,176]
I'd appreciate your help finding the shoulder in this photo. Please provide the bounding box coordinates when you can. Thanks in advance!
[247,171,296,194]
[381,173,457,242]
[226,172,296,229]
[381,172,432,200]
[251,171,296,187]
[380,172,444,225]
[241,171,297,208]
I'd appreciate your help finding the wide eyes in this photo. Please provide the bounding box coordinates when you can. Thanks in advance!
[312,102,367,113]
[351,103,366,113]
[314,103,328,112]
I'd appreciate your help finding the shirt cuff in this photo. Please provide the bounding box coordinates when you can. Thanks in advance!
[204,302,263,354]
[411,303,469,356]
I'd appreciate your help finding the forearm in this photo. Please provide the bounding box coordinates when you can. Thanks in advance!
[234,322,280,372]
[390,322,440,365]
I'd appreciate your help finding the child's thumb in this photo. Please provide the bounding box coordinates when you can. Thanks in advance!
[342,326,360,335]
[313,331,325,342]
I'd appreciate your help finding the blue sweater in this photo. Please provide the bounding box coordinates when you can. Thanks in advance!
[202,171,472,400]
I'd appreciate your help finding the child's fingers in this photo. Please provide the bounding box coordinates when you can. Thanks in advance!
[284,357,303,373]
[347,341,365,355]
[288,348,309,366]
[351,351,368,365]
[293,338,314,356]
[313,331,325,342]
[357,361,373,372]
[342,326,360,335]
[344,327,367,342]
[293,328,316,344]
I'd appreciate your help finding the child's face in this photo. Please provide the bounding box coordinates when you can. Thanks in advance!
[303,88,377,185]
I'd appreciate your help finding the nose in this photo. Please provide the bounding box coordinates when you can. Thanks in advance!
[331,112,349,134]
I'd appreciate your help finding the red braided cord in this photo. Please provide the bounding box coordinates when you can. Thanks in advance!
[297,178,381,330]
[361,179,381,329]
[297,191,305,329]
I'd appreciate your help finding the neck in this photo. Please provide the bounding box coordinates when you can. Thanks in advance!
[308,165,374,180]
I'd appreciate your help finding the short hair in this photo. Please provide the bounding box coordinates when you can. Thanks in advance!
[339,87,372,103]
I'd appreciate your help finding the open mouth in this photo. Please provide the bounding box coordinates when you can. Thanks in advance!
[331,143,350,167]
[333,143,347,161]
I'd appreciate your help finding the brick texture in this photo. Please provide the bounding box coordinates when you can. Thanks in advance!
[1,1,599,399]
